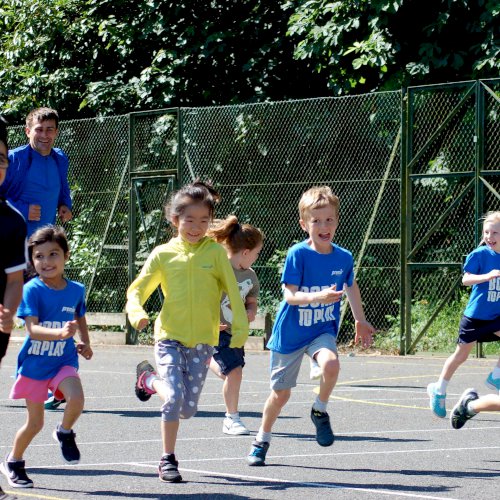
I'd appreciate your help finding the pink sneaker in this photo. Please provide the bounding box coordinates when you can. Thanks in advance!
[135,360,157,402]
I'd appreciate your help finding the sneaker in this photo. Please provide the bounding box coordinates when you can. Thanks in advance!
[223,416,250,435]
[450,388,479,429]
[427,382,446,418]
[309,360,322,380]
[135,360,157,402]
[158,454,182,483]
[0,486,18,499]
[52,428,80,464]
[485,372,500,392]
[44,394,66,410]
[310,408,334,447]
[0,458,33,488]
[247,440,269,466]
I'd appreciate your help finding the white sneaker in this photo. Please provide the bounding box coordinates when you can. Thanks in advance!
[223,417,250,435]
[310,360,322,380]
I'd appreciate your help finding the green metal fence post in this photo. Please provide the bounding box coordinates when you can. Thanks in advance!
[400,87,409,355]
[127,112,137,345]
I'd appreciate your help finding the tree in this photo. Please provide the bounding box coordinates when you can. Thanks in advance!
[0,0,326,121]
[285,0,499,94]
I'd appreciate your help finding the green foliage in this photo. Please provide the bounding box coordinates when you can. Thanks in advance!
[286,0,499,94]
[377,294,500,355]
[0,0,325,122]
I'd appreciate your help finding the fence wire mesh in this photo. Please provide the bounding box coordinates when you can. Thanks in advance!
[403,80,500,353]
[7,79,498,349]
[8,115,130,312]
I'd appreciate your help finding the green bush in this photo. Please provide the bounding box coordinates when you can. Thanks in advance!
[376,294,500,355]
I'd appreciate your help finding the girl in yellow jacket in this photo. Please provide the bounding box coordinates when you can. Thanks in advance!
[126,181,249,484]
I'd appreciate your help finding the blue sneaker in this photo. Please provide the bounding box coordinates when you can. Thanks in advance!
[247,440,269,466]
[485,372,500,392]
[427,382,446,418]
[44,393,66,410]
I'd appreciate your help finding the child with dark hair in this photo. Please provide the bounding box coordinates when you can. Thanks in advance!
[1,226,92,490]
[127,181,249,483]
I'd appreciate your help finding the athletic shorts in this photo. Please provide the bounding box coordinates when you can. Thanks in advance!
[212,331,245,375]
[269,333,337,391]
[10,365,79,403]
[458,315,500,344]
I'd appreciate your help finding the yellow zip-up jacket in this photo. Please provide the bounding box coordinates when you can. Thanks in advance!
[126,236,249,348]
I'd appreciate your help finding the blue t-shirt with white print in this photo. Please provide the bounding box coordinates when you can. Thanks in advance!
[463,246,500,321]
[267,240,354,354]
[16,277,86,380]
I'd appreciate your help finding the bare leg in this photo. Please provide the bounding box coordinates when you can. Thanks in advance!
[161,420,180,454]
[11,400,44,459]
[223,366,242,414]
[471,394,500,413]
[209,357,225,381]
[261,389,290,433]
[58,377,84,430]
[315,349,340,403]
[439,342,475,383]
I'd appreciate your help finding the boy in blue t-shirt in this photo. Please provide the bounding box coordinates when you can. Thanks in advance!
[247,186,375,466]
[427,211,500,419]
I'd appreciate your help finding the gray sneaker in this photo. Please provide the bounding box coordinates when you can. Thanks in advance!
[450,388,479,430]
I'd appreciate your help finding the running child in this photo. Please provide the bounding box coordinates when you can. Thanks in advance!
[127,181,249,483]
[0,226,92,490]
[427,211,500,418]
[450,388,500,429]
[247,186,375,466]
[207,216,264,435]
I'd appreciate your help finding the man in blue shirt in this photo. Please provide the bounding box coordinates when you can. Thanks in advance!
[0,108,72,237]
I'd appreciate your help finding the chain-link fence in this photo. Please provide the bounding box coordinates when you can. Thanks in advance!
[129,92,402,344]
[7,79,498,349]
[8,115,130,312]
[402,79,500,354]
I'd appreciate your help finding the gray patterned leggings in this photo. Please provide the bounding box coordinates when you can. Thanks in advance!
[154,339,213,422]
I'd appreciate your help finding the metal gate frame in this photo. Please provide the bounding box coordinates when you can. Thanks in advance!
[401,79,500,355]
[127,109,180,343]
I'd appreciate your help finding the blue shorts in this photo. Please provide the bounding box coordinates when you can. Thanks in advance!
[212,331,245,375]
[458,315,500,344]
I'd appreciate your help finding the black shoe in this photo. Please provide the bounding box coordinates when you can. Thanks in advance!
[0,458,33,488]
[450,388,479,430]
[247,440,270,466]
[158,454,182,483]
[135,360,157,402]
[0,486,18,499]
[53,428,81,464]
[310,408,334,446]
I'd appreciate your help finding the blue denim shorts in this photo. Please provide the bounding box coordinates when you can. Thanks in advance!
[212,331,245,375]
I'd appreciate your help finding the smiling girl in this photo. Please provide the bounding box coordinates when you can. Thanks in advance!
[126,181,248,483]
[427,211,500,419]
[1,226,92,490]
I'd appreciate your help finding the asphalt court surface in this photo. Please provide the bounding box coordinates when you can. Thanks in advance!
[0,343,499,500]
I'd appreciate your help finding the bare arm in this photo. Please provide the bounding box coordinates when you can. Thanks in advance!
[76,315,93,360]
[283,283,343,306]
[463,270,500,286]
[345,280,375,347]
[0,270,24,333]
[245,296,258,323]
[25,316,78,341]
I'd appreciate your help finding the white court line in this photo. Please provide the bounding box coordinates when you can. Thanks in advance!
[132,463,460,500]
[1,425,498,450]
